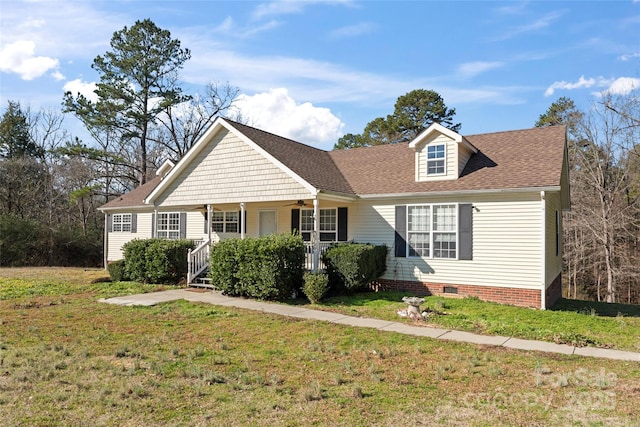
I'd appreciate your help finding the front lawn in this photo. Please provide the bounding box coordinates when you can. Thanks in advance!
[1,268,640,426]
[300,291,640,352]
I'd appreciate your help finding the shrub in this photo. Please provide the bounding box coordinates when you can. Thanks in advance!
[303,272,329,304]
[322,243,387,292]
[209,233,304,300]
[107,260,127,281]
[123,238,194,284]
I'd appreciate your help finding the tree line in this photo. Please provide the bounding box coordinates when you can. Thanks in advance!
[1,18,638,304]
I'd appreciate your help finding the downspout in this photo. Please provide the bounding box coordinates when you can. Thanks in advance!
[103,213,108,269]
[313,198,319,272]
[240,202,246,239]
[540,191,547,310]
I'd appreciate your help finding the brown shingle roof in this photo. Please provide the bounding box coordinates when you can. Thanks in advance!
[100,121,566,210]
[225,120,354,195]
[329,125,566,195]
[99,175,163,210]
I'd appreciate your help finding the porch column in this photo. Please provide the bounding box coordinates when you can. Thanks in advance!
[153,207,158,238]
[240,202,246,239]
[313,198,319,271]
[207,204,212,243]
[103,213,108,269]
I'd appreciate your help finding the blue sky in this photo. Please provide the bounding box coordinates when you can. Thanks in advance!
[1,0,639,150]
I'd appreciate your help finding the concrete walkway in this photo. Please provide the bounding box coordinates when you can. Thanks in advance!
[99,288,640,362]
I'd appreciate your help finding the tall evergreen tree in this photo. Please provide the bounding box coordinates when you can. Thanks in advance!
[64,19,191,185]
[334,89,460,149]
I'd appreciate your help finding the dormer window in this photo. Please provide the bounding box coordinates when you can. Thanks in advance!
[427,144,446,175]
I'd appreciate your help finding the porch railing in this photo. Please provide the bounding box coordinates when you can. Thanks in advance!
[304,241,333,271]
[187,239,211,284]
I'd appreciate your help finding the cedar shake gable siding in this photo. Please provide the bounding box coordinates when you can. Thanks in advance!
[225,120,355,196]
[329,125,567,195]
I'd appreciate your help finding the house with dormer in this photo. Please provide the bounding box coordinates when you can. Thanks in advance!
[98,117,570,309]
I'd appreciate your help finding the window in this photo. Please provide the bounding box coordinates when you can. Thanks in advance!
[426,144,445,175]
[112,214,132,232]
[157,212,180,239]
[300,208,337,241]
[211,211,239,233]
[407,204,457,258]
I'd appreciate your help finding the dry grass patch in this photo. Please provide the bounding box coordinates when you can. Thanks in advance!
[1,268,640,426]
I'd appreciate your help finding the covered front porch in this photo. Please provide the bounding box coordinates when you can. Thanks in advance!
[180,197,352,285]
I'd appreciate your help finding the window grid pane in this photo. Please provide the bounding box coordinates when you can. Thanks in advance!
[319,209,336,232]
[409,233,430,257]
[426,145,445,175]
[433,205,456,231]
[434,233,456,258]
[408,206,430,232]
[158,213,180,240]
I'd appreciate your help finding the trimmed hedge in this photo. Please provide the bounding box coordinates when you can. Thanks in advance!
[122,238,194,284]
[107,259,127,282]
[322,243,387,292]
[209,233,304,301]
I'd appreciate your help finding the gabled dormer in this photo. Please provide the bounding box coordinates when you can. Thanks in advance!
[408,123,478,182]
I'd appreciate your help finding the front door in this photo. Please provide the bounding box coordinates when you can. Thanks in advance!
[259,210,277,236]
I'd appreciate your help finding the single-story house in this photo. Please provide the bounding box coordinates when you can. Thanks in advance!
[98,117,570,309]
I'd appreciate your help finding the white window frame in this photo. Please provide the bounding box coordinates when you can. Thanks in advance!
[112,213,132,232]
[407,203,458,259]
[426,144,446,176]
[211,210,239,234]
[157,212,180,239]
[301,208,338,242]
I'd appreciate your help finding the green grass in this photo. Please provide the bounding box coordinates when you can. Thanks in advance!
[303,292,640,352]
[1,268,640,426]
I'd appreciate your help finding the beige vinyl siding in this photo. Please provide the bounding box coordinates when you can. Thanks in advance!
[351,192,544,290]
[545,191,563,287]
[458,145,474,176]
[157,130,311,207]
[415,134,458,182]
[107,212,153,261]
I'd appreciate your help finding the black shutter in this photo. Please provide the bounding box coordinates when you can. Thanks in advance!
[204,211,208,234]
[291,209,300,234]
[459,204,473,260]
[394,205,407,257]
[179,212,187,239]
[130,213,137,233]
[337,207,348,241]
[107,214,113,233]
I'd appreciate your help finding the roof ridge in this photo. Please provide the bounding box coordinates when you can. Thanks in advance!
[224,118,330,154]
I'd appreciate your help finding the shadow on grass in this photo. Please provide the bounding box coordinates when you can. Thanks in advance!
[550,298,640,318]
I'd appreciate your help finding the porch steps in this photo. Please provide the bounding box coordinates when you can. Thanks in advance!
[190,276,215,289]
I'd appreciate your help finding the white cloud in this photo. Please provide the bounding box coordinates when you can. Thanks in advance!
[232,88,344,148]
[620,52,640,61]
[51,70,65,81]
[329,22,376,39]
[601,77,640,96]
[545,75,640,97]
[493,11,565,41]
[544,75,596,96]
[0,40,59,80]
[457,61,504,78]
[63,79,98,103]
[252,0,353,20]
